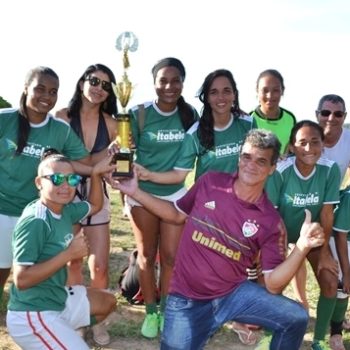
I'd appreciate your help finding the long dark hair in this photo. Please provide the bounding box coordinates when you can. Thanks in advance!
[151,57,196,131]
[67,64,117,120]
[197,69,242,151]
[17,66,59,154]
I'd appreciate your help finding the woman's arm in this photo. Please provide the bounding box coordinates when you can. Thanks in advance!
[13,232,88,290]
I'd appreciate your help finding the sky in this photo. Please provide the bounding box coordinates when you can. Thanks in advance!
[1,0,350,120]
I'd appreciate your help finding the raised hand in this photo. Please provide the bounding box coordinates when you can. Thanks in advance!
[298,209,325,251]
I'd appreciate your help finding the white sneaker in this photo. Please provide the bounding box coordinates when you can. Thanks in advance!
[92,323,110,346]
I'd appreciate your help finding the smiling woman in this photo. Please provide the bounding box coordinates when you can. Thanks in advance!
[0,66,91,306]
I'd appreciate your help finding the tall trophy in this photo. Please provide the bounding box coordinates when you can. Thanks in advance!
[111,31,138,177]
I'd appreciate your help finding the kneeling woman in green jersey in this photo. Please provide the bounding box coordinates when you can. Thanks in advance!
[266,120,340,350]
[6,153,116,349]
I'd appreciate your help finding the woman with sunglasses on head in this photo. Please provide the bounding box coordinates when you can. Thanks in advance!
[6,153,116,349]
[265,120,340,350]
[56,64,118,293]
[126,57,198,339]
[0,66,94,307]
[251,69,296,155]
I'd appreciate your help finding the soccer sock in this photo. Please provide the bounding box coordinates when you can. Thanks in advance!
[330,297,348,335]
[159,295,167,314]
[314,294,337,341]
[145,302,158,315]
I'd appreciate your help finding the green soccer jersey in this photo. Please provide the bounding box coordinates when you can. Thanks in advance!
[266,156,340,243]
[8,200,90,312]
[130,101,198,196]
[333,186,350,240]
[174,114,256,180]
[0,109,89,216]
[250,107,296,154]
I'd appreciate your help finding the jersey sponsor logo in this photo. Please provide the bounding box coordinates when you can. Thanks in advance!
[63,233,74,248]
[204,201,216,210]
[156,130,184,142]
[192,230,241,261]
[285,192,320,207]
[242,220,259,237]
[22,143,47,158]
[215,143,241,158]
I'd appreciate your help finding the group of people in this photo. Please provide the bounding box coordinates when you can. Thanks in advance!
[0,56,350,350]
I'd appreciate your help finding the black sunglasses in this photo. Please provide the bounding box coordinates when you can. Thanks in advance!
[317,109,346,118]
[41,173,82,187]
[86,76,112,92]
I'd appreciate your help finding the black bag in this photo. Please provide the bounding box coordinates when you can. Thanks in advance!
[118,249,160,305]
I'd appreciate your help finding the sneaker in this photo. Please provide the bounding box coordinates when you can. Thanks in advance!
[311,340,331,350]
[92,323,110,346]
[329,335,345,350]
[254,334,272,350]
[141,313,159,339]
[159,313,164,332]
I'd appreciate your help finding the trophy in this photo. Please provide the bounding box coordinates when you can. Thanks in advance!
[111,31,138,177]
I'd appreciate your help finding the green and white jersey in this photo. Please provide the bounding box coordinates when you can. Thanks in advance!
[266,156,340,243]
[8,200,90,311]
[250,107,296,154]
[333,186,350,240]
[130,101,198,196]
[174,114,256,180]
[0,109,89,216]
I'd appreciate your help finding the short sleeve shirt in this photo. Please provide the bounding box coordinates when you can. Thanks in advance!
[0,109,89,216]
[129,102,198,196]
[170,172,286,300]
[333,186,350,240]
[174,114,256,180]
[8,200,90,311]
[265,156,340,243]
[250,107,296,154]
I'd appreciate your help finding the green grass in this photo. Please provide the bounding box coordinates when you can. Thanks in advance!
[2,187,350,349]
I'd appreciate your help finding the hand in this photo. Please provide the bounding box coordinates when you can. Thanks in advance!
[297,209,325,251]
[317,249,339,276]
[133,163,151,181]
[92,155,115,176]
[110,168,139,196]
[342,270,350,294]
[107,140,120,156]
[67,231,89,260]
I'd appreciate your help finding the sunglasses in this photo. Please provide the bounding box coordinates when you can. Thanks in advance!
[41,173,82,187]
[317,109,346,118]
[86,76,112,92]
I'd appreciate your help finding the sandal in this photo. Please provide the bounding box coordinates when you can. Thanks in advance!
[232,322,257,345]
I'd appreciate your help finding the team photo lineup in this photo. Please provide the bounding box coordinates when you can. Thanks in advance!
[1,50,350,350]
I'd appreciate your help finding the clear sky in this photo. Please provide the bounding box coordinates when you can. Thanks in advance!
[1,0,350,120]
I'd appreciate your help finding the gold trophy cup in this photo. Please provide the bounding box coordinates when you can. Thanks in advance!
[111,32,138,177]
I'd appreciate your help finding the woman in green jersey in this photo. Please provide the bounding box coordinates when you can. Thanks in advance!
[266,120,340,350]
[127,57,198,339]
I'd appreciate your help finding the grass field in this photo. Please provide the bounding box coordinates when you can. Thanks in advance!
[1,188,350,349]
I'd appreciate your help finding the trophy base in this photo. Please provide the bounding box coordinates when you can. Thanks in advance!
[111,152,134,177]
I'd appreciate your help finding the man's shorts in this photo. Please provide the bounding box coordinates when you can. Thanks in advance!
[7,285,90,350]
[0,214,19,268]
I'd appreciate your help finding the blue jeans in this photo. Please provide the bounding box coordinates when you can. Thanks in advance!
[161,281,308,350]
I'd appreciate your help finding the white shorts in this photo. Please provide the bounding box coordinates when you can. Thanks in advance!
[126,186,187,208]
[7,285,90,350]
[329,236,350,280]
[0,214,19,268]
